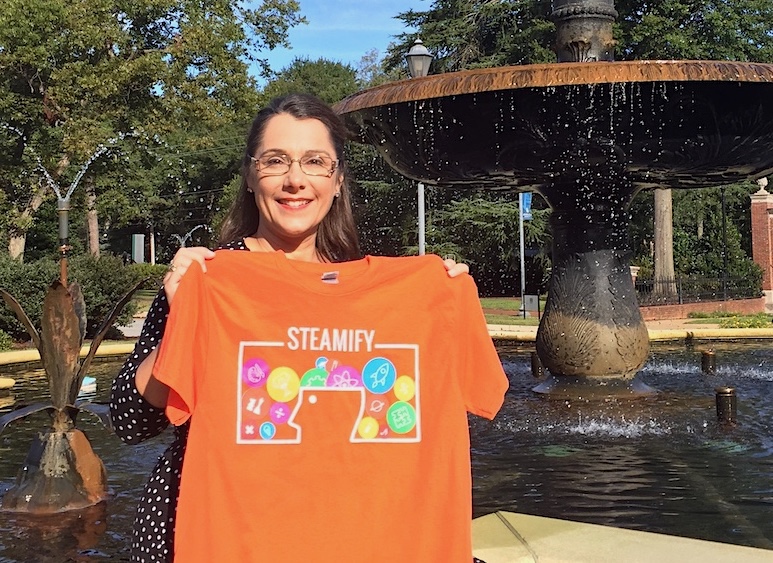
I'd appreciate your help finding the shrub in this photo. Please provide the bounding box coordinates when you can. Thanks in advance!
[69,254,145,337]
[127,262,168,290]
[0,328,13,351]
[0,256,59,341]
[0,253,145,341]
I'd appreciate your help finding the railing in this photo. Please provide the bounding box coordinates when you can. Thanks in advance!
[635,277,762,306]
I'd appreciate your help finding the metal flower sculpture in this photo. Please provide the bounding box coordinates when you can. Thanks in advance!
[0,278,144,513]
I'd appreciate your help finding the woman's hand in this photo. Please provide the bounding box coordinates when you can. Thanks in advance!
[442,257,469,278]
[163,247,216,303]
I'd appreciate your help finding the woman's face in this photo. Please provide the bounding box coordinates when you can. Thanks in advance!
[250,113,343,246]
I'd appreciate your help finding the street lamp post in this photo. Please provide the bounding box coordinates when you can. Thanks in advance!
[406,39,433,255]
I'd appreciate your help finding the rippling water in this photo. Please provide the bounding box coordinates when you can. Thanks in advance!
[472,342,773,551]
[0,360,168,562]
[1,343,772,561]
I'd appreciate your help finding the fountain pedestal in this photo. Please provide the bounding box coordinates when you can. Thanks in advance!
[534,181,652,396]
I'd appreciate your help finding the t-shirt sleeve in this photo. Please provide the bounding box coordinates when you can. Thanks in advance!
[456,275,509,419]
[152,263,207,425]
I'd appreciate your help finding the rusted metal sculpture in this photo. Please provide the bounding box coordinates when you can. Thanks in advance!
[0,279,142,512]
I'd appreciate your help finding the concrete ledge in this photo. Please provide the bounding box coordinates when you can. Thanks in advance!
[472,511,773,563]
[0,342,135,367]
[648,328,773,341]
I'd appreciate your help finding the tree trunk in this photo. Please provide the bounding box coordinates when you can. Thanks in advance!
[8,182,48,260]
[85,178,100,257]
[653,188,677,300]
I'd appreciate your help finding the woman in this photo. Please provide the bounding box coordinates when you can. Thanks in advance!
[110,93,472,562]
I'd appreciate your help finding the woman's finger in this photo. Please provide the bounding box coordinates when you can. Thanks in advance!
[442,258,469,278]
[164,247,216,303]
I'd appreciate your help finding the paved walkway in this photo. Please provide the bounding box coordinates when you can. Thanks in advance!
[473,511,773,562]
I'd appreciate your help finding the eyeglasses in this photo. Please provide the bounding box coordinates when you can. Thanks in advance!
[250,153,339,177]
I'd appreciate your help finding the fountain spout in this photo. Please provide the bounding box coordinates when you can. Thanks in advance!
[552,0,618,62]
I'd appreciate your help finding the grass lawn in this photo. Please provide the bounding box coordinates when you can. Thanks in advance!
[479,297,522,311]
[485,314,539,326]
[479,297,542,326]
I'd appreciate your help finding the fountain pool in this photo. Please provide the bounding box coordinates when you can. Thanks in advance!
[474,341,773,550]
[0,344,772,560]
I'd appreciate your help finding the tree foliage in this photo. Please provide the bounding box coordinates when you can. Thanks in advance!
[384,0,555,74]
[0,0,303,259]
[615,0,773,61]
[262,58,359,105]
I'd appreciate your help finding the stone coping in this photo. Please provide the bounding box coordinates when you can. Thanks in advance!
[0,342,135,368]
[472,511,773,563]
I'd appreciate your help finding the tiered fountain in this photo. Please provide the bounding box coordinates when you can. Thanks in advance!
[335,0,773,396]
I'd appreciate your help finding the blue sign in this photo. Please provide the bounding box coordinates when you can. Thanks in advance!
[521,192,532,220]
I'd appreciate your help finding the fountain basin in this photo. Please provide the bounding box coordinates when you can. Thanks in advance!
[336,60,773,191]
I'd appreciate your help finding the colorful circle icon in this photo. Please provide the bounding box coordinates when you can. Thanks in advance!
[270,402,292,424]
[357,416,380,439]
[259,421,276,440]
[365,394,390,420]
[242,358,270,387]
[242,386,271,420]
[266,366,300,402]
[300,367,328,387]
[393,375,416,402]
[362,357,396,394]
[326,365,362,388]
[386,401,417,434]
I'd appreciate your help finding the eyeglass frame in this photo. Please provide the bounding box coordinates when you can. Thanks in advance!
[249,153,339,178]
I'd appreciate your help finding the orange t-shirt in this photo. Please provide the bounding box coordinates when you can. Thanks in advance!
[153,251,508,563]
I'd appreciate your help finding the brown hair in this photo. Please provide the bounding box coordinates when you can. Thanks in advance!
[218,93,361,262]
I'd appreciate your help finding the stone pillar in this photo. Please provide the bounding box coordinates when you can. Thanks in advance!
[750,177,773,312]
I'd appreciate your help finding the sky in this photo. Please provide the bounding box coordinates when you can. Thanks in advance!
[255,0,428,79]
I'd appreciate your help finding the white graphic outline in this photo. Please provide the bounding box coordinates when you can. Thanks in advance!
[236,341,420,444]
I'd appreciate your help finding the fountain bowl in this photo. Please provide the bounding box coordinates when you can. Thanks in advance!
[335,60,773,192]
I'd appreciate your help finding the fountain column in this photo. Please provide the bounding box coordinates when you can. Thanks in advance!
[534,179,653,395]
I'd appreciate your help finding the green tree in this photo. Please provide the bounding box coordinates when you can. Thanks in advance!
[384,0,555,74]
[0,0,303,260]
[262,58,359,104]
[616,1,773,296]
[615,0,773,61]
[429,192,551,296]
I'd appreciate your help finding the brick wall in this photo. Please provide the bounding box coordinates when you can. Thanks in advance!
[639,297,766,321]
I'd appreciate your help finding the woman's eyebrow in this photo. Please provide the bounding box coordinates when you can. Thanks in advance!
[259,148,333,156]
